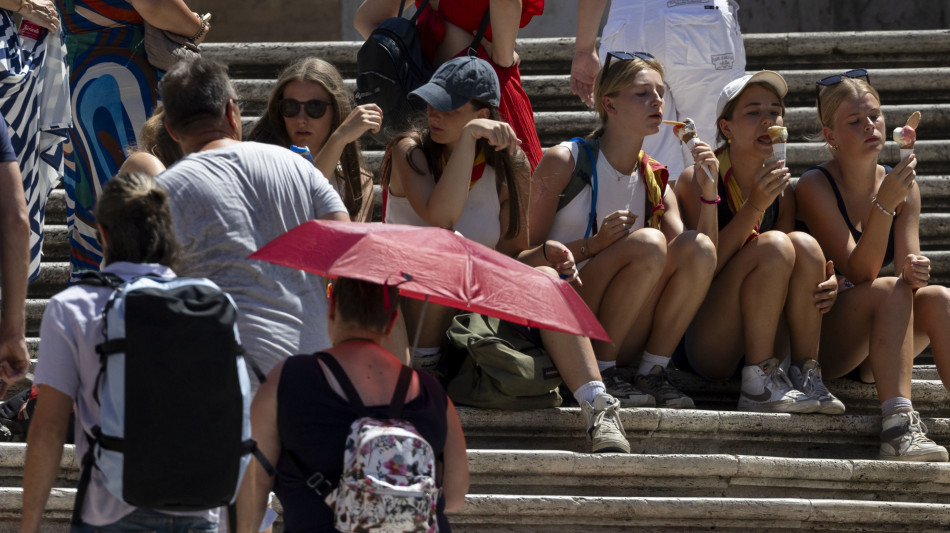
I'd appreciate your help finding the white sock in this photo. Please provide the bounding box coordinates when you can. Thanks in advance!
[881,396,913,418]
[597,359,616,373]
[411,346,441,371]
[574,380,607,406]
[636,351,670,377]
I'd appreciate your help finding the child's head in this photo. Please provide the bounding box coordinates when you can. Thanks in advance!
[95,172,179,269]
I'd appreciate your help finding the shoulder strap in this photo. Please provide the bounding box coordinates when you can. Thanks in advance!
[468,9,491,57]
[388,365,414,418]
[314,352,368,417]
[558,137,600,238]
[405,0,429,22]
[810,165,855,233]
[77,271,123,289]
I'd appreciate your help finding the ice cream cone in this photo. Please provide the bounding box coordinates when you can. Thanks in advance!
[771,143,787,163]
[900,148,914,160]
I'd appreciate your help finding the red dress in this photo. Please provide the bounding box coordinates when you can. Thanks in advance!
[415,0,545,171]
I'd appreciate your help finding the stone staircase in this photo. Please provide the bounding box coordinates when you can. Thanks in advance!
[9,30,950,531]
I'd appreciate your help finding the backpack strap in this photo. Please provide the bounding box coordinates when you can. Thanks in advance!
[388,365,414,419]
[557,137,600,238]
[76,270,123,289]
[467,9,491,58]
[402,0,429,21]
[314,352,368,417]
[71,428,100,525]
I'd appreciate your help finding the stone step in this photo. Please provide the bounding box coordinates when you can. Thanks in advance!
[11,489,950,532]
[15,444,949,503]
[231,67,950,116]
[466,450,950,503]
[202,30,950,77]
[456,407,950,460]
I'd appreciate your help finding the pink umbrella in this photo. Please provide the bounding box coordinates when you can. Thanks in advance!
[249,220,610,342]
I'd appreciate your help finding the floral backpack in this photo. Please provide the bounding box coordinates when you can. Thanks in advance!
[315,352,439,533]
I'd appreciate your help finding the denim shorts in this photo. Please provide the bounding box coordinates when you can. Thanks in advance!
[71,508,217,533]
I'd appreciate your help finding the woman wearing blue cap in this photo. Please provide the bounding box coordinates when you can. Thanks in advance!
[382,56,631,455]
[675,71,841,415]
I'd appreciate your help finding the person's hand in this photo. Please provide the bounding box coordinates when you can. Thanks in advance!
[899,253,930,289]
[464,119,521,156]
[18,0,59,33]
[570,49,600,107]
[333,104,383,145]
[0,333,29,398]
[746,159,790,213]
[689,139,719,195]
[875,154,917,215]
[592,210,637,252]
[543,240,581,286]
[814,260,837,314]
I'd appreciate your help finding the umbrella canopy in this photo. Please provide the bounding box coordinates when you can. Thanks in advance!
[249,220,610,342]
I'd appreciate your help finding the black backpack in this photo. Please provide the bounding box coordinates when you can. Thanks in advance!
[354,0,434,140]
[354,2,490,141]
[71,272,272,525]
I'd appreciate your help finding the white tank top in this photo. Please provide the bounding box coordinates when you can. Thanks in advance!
[385,167,501,249]
[548,140,649,246]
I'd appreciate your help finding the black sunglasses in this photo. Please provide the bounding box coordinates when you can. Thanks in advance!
[278,98,331,119]
[602,51,656,79]
[815,68,870,117]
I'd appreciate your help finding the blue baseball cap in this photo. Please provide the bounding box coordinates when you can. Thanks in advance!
[409,56,501,112]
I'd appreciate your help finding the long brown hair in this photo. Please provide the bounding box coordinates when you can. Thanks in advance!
[247,57,366,218]
[380,104,526,240]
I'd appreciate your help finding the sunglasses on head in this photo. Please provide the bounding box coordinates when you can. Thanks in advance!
[278,98,330,119]
[815,68,870,117]
[602,51,656,79]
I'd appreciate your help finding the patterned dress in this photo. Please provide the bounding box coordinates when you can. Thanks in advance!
[56,0,160,281]
[0,13,70,283]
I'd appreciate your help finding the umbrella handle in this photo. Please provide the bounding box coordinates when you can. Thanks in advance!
[409,295,430,362]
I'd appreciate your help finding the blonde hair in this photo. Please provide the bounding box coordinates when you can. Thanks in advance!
[591,55,665,138]
[815,77,881,155]
[140,106,183,167]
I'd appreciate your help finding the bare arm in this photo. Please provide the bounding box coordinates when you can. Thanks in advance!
[674,166,719,246]
[354,0,409,39]
[892,181,927,287]
[495,151,531,256]
[22,386,73,533]
[237,363,282,533]
[441,398,469,512]
[128,0,209,43]
[313,104,383,183]
[571,0,608,106]
[487,0,521,67]
[0,0,58,31]
[0,161,29,392]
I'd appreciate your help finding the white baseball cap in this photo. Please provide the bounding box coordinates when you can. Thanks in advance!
[715,71,788,119]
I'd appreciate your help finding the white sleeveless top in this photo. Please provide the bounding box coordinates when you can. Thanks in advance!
[386,167,501,249]
[548,140,650,245]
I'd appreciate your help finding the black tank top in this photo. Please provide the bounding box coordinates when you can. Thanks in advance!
[274,352,450,532]
[810,165,895,270]
[716,177,780,233]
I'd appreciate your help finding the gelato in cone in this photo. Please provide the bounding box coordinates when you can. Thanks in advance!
[767,126,787,163]
[893,111,920,160]
[664,117,714,183]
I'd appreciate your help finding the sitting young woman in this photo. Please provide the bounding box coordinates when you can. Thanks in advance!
[674,71,841,414]
[527,51,717,409]
[248,57,377,222]
[795,71,948,461]
[382,56,630,454]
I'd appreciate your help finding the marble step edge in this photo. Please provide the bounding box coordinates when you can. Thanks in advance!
[10,490,950,532]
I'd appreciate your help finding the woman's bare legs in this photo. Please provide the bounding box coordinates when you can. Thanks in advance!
[576,227,666,363]
[783,232,826,363]
[691,231,795,379]
[912,285,950,392]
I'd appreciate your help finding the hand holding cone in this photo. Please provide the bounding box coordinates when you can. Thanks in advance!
[893,110,920,160]
[664,118,714,183]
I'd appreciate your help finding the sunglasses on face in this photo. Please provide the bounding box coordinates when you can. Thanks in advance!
[602,51,656,79]
[278,98,331,119]
[815,68,870,117]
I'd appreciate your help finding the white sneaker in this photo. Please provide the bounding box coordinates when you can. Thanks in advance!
[788,359,846,415]
[581,393,630,454]
[738,358,820,413]
[880,409,948,462]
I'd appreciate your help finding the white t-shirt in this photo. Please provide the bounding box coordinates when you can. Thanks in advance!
[157,142,347,383]
[547,140,649,247]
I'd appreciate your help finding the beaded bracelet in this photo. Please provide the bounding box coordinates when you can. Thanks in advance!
[871,196,896,217]
[191,15,209,42]
[16,0,24,13]
[700,194,721,205]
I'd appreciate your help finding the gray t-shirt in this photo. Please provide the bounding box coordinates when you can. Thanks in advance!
[157,141,347,381]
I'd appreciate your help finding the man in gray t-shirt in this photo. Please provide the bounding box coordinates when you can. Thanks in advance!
[157,57,348,382]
